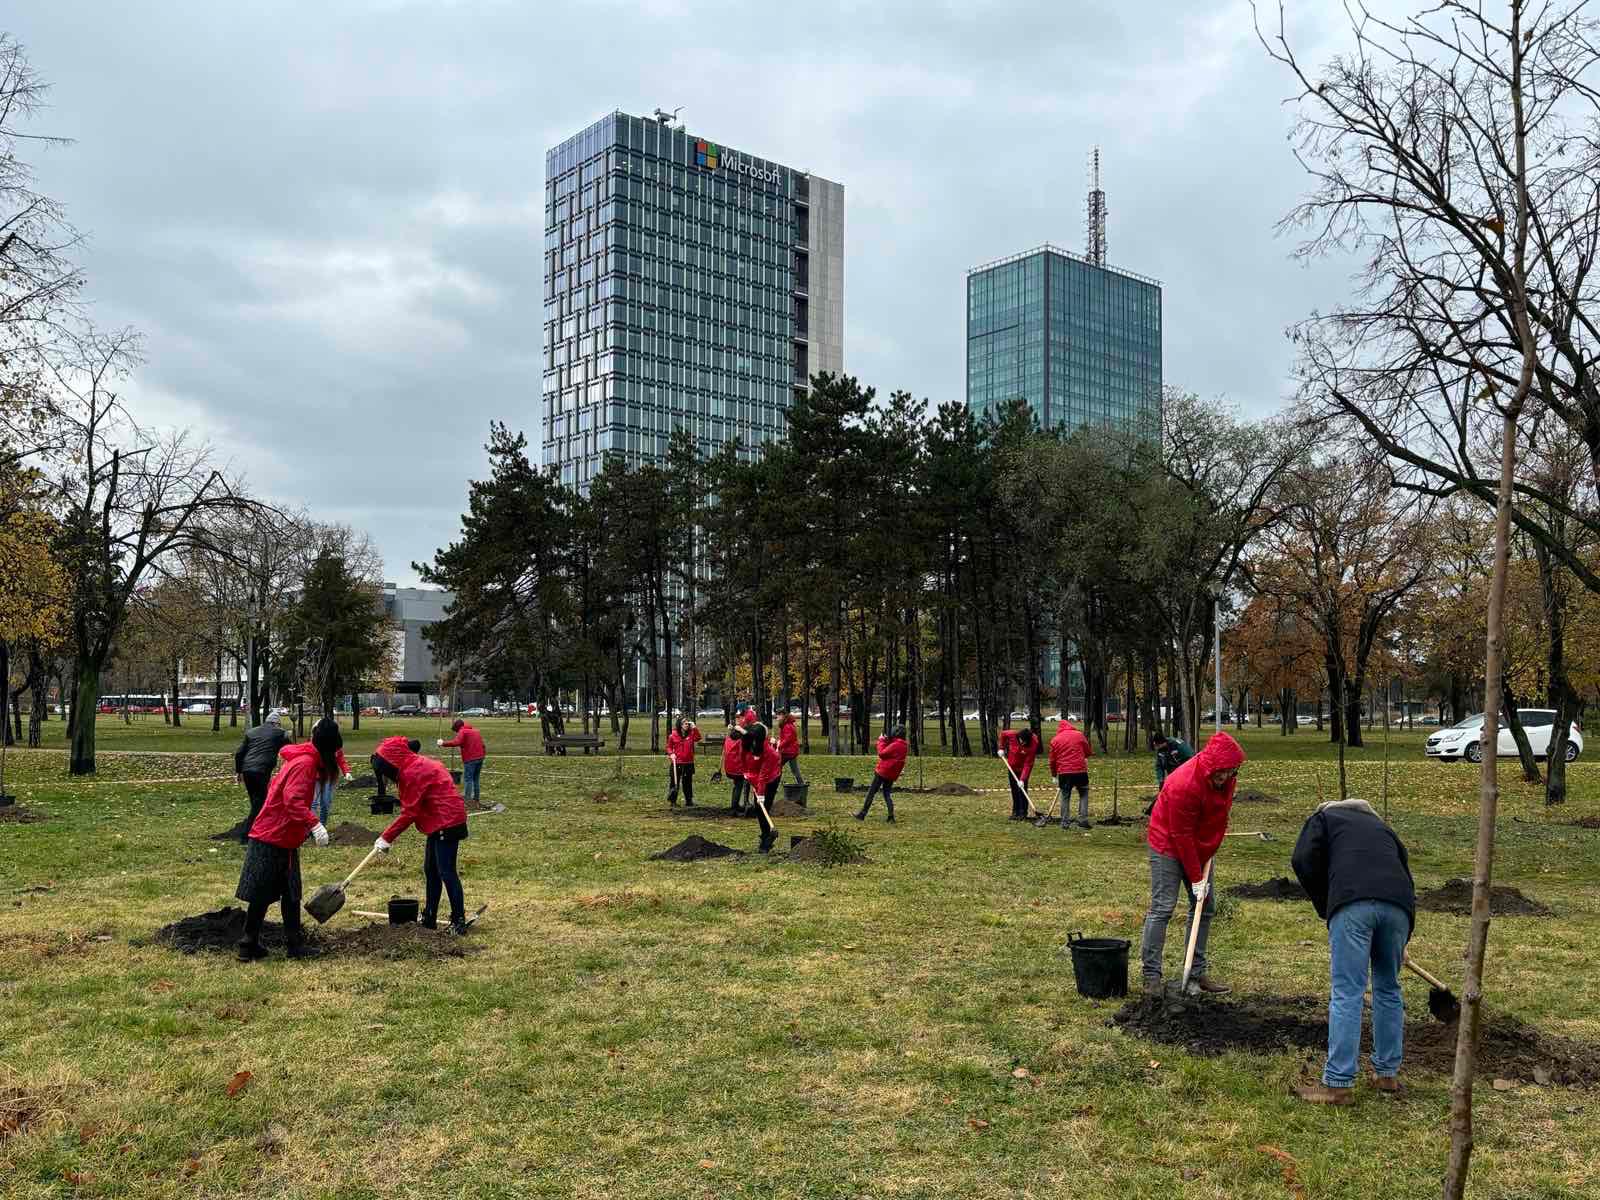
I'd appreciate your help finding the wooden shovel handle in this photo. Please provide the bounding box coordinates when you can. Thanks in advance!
[1403,954,1448,991]
[1179,859,1215,992]
[996,753,1041,817]
[339,845,382,890]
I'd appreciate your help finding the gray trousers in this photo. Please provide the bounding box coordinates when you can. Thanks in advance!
[1139,849,1214,982]
[1057,774,1089,824]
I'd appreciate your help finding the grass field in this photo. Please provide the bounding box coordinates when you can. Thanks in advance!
[2,729,1597,1198]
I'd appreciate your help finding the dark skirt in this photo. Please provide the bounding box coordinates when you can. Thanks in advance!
[235,839,302,906]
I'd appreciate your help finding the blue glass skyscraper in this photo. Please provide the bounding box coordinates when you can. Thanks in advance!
[965,244,1162,439]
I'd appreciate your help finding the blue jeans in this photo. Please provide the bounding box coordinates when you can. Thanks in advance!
[1324,900,1408,1087]
[462,758,483,801]
[1140,850,1214,982]
[313,779,334,826]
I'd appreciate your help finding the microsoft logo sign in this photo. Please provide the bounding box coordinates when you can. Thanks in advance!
[695,139,720,169]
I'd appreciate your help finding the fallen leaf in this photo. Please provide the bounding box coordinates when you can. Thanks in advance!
[942,1096,955,1105]
[1012,1067,1031,1079]
[1492,1078,1515,1091]
[149,980,176,993]
[63,1171,93,1186]
[1183,1167,1202,1181]
[967,1117,990,1131]
[77,1124,99,1144]
[697,1159,715,1170]
[182,1157,201,1176]
[225,1071,252,1098]
[1148,1060,1161,1069]
[1257,1145,1307,1200]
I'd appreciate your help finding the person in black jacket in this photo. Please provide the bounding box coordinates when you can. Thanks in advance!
[233,714,291,845]
[1290,798,1416,1105]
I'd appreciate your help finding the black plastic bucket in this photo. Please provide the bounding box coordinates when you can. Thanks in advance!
[370,795,396,815]
[1067,931,1130,999]
[834,777,854,793]
[784,783,809,806]
[388,896,419,925]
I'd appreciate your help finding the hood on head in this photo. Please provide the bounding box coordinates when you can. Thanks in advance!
[1318,797,1379,818]
[375,735,420,772]
[1197,730,1247,774]
[452,719,465,732]
[263,713,281,728]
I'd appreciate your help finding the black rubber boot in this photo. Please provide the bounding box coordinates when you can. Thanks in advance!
[448,915,469,936]
[285,939,316,959]
[758,830,776,855]
[885,798,895,823]
[854,804,868,821]
[418,911,438,931]
[237,940,268,962]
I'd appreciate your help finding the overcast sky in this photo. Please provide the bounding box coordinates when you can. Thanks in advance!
[10,0,1361,584]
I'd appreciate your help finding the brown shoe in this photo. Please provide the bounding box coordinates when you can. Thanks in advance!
[1293,1081,1354,1106]
[1370,1073,1405,1096]
[1192,975,1232,995]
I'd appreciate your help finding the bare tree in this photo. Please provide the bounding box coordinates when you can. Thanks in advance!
[1258,3,1548,1193]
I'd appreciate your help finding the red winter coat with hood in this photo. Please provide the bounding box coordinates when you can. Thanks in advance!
[1147,731,1246,884]
[1049,721,1093,776]
[743,741,782,792]
[374,736,469,842]
[999,728,1040,781]
[778,715,799,761]
[721,731,745,776]
[875,734,909,782]
[667,726,702,765]
[248,743,324,849]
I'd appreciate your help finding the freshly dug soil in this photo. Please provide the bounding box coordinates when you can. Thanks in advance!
[1112,992,1600,1086]
[1096,814,1145,827]
[1417,878,1553,917]
[0,805,47,825]
[149,907,475,960]
[209,819,251,841]
[770,797,809,817]
[326,822,381,847]
[591,790,622,804]
[903,782,978,796]
[1235,789,1284,805]
[1568,815,1600,829]
[788,836,870,866]
[342,774,378,790]
[651,835,744,862]
[1229,877,1311,903]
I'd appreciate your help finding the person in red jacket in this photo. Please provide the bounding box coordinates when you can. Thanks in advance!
[721,724,748,814]
[1140,730,1246,995]
[777,711,804,784]
[998,726,1040,820]
[856,726,908,822]
[741,722,782,853]
[233,721,340,961]
[1049,718,1094,830]
[372,735,472,934]
[437,718,487,803]
[665,717,702,806]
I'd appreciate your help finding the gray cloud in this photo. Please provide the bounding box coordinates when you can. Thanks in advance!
[9,0,1361,581]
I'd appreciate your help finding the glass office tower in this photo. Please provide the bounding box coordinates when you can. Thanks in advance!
[542,111,845,488]
[965,244,1162,440]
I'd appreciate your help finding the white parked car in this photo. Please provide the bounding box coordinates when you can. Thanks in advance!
[1425,710,1583,763]
[182,702,213,715]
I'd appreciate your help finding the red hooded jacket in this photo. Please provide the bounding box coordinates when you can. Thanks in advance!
[1147,731,1247,884]
[721,731,744,776]
[743,742,782,791]
[778,715,799,761]
[375,736,469,842]
[999,729,1040,781]
[248,743,324,849]
[738,707,758,728]
[875,734,909,782]
[1049,721,1093,776]
[667,726,702,765]
[441,721,486,763]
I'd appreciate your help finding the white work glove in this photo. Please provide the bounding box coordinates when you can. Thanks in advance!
[310,823,329,848]
[374,836,392,854]
[1191,879,1210,904]
[435,738,445,747]
[342,772,353,783]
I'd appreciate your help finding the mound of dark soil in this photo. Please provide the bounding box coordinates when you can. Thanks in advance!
[1235,789,1284,805]
[651,835,743,862]
[1112,992,1600,1086]
[905,782,978,796]
[1417,878,1553,917]
[208,819,250,841]
[0,805,47,824]
[1096,814,1145,827]
[341,774,378,790]
[1229,877,1310,903]
[591,790,622,804]
[770,797,809,817]
[326,822,380,847]
[1568,815,1600,829]
[788,836,870,866]
[149,906,476,960]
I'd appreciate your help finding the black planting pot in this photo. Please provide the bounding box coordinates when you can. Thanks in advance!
[370,795,396,815]
[388,896,420,925]
[834,777,854,793]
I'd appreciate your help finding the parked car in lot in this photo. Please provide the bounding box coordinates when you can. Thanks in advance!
[459,707,489,717]
[391,704,421,717]
[182,702,213,715]
[1425,710,1583,762]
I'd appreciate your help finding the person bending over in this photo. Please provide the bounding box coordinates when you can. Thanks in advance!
[371,736,471,934]
[741,722,781,854]
[857,726,908,822]
[722,725,748,814]
[997,726,1040,820]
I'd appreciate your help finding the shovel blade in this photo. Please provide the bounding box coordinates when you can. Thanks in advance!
[304,884,346,924]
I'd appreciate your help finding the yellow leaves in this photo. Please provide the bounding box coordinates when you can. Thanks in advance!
[0,491,69,644]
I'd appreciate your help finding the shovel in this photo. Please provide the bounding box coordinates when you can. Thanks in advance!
[1032,787,1061,828]
[1403,952,1462,1023]
[305,845,382,924]
[1224,830,1275,842]
[1178,858,1216,994]
[996,752,1041,818]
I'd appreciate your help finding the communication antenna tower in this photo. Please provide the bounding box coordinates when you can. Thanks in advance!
[653,106,683,127]
[1086,147,1108,266]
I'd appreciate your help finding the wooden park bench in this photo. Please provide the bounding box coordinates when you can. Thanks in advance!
[544,732,605,756]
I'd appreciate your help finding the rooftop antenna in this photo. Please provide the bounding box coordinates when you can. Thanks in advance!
[653,106,683,127]
[1086,147,1108,266]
